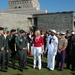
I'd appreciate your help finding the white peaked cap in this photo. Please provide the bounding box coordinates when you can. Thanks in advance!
[71,32,75,34]
[56,32,59,34]
[60,31,65,35]
[50,29,56,33]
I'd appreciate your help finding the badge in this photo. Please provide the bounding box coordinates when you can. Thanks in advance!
[9,38,11,41]
[20,39,23,42]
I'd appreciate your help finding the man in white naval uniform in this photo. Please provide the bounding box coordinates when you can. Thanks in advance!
[45,29,58,71]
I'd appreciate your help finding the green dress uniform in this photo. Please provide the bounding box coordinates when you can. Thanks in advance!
[0,34,6,71]
[16,34,28,71]
[5,29,16,69]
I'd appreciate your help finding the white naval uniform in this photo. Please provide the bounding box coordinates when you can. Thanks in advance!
[46,35,58,70]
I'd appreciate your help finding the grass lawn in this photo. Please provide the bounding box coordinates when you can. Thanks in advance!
[0,56,75,75]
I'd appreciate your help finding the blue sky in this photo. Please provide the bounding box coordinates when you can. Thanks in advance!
[0,0,75,12]
[0,0,8,10]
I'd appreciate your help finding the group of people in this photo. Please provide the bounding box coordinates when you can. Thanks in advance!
[28,29,75,71]
[0,27,28,72]
[32,29,67,71]
[0,26,75,72]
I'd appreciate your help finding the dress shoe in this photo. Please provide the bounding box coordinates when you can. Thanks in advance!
[24,67,28,70]
[58,69,63,71]
[71,69,75,71]
[5,67,8,70]
[19,68,23,72]
[1,69,7,72]
[12,66,16,70]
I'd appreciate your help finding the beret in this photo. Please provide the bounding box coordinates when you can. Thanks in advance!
[0,27,4,30]
[11,29,16,32]
[19,30,25,34]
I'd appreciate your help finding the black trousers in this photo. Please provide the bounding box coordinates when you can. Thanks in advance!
[11,51,16,67]
[5,51,16,68]
[66,53,71,69]
[71,55,75,70]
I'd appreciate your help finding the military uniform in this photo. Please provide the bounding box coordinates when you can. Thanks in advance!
[5,29,16,69]
[55,32,68,70]
[16,30,28,71]
[46,29,58,71]
[0,27,7,72]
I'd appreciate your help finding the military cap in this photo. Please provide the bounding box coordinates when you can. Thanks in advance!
[71,32,75,35]
[0,27,4,30]
[56,32,59,35]
[11,29,16,32]
[17,28,20,31]
[4,27,8,31]
[60,31,65,35]
[50,29,56,33]
[19,30,25,34]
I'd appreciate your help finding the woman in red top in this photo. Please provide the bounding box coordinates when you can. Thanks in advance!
[33,30,44,70]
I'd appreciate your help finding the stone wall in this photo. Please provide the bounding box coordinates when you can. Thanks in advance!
[34,12,74,31]
[0,13,32,31]
[0,11,74,32]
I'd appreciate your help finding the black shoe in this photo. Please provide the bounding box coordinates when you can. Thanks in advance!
[58,69,63,71]
[5,67,8,70]
[66,66,70,69]
[24,67,28,70]
[19,68,23,72]
[71,69,74,71]
[12,66,16,70]
[1,69,7,72]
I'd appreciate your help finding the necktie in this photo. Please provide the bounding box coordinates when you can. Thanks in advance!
[49,38,52,44]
